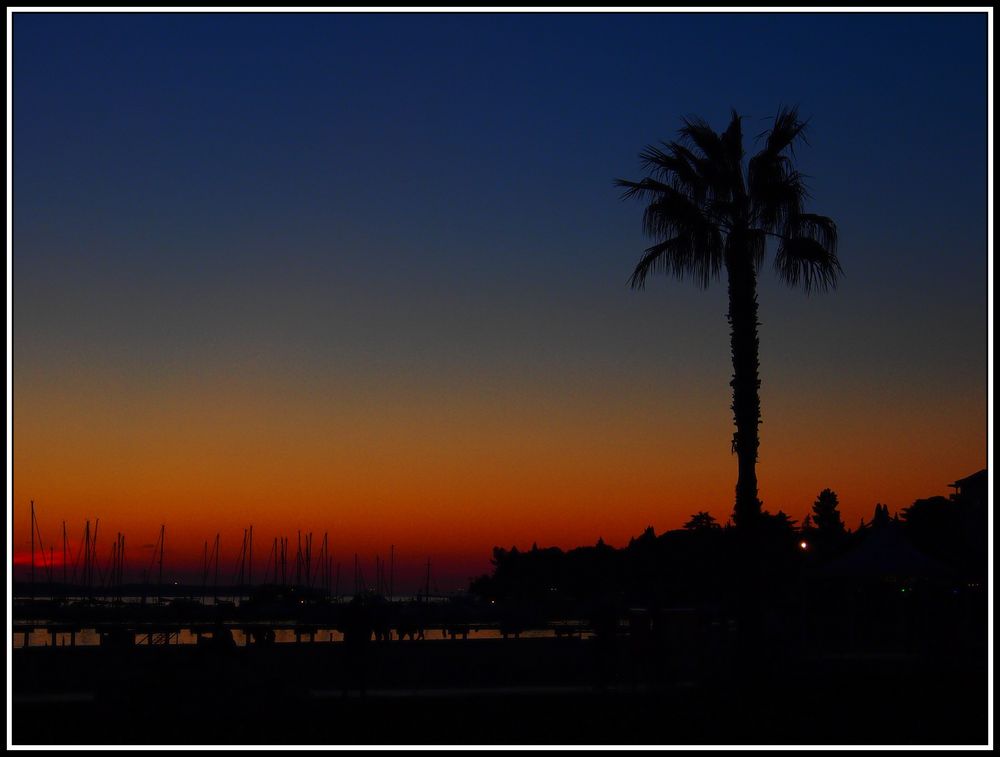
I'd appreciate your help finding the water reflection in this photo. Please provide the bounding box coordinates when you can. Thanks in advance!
[14,625,591,647]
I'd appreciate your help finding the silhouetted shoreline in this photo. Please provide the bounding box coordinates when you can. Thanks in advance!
[12,470,988,746]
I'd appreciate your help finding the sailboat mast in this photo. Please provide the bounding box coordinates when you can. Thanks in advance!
[425,557,431,602]
[296,531,302,586]
[202,540,208,600]
[321,533,328,596]
[30,501,35,600]
[237,529,247,593]
[214,533,220,603]
[119,533,126,602]
[62,521,68,587]
[91,519,99,600]
[83,521,90,595]
[157,524,164,600]
[306,533,312,588]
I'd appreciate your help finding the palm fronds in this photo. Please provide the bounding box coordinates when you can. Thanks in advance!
[619,106,840,293]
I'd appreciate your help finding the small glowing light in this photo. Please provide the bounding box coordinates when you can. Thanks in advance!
[799,541,808,550]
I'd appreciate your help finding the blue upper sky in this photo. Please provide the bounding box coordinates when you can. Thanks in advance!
[16,11,987,371]
[12,12,989,517]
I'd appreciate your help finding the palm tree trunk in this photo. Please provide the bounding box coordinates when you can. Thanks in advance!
[726,254,762,527]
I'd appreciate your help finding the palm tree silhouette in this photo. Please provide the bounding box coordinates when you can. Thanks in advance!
[617,107,841,527]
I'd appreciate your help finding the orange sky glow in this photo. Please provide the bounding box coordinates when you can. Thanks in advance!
[13,360,985,589]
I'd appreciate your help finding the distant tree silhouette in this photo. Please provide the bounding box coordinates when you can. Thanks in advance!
[900,495,974,575]
[684,512,720,531]
[470,471,987,605]
[812,488,845,535]
[618,107,841,527]
[762,509,798,532]
[871,502,892,529]
[629,526,658,545]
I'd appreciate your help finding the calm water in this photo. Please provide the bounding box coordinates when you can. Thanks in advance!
[13,625,594,648]
[13,594,592,648]
[17,594,451,605]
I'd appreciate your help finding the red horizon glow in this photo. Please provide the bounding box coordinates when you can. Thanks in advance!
[13,353,987,590]
[12,457,984,590]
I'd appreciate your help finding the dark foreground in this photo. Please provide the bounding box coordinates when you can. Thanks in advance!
[13,638,987,745]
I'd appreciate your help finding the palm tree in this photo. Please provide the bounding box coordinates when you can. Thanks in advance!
[617,107,841,527]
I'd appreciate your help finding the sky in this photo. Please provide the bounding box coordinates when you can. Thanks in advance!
[11,12,989,590]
